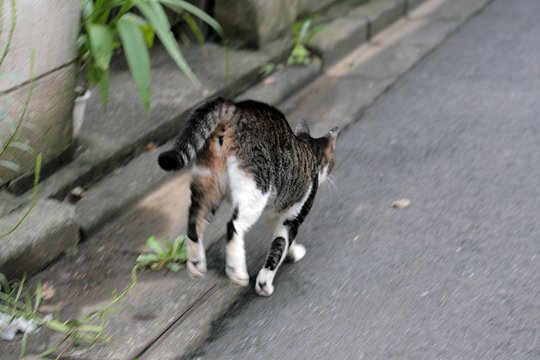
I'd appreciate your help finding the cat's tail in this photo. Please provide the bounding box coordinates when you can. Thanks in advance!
[158,97,235,171]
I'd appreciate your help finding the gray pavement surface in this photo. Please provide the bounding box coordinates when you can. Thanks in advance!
[185,0,540,358]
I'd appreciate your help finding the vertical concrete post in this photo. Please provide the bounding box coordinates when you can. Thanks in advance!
[0,0,82,186]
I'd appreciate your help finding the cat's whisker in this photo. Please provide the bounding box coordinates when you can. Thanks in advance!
[325,175,339,195]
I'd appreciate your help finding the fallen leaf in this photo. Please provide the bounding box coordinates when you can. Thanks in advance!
[144,142,157,152]
[392,198,411,209]
[38,302,64,314]
[40,283,56,301]
[263,76,276,85]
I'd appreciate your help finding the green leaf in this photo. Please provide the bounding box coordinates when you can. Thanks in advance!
[77,324,104,333]
[136,253,160,264]
[118,13,152,111]
[82,0,94,21]
[85,63,110,108]
[99,68,110,109]
[305,24,324,45]
[298,20,312,43]
[76,34,89,52]
[38,344,60,358]
[0,273,9,293]
[141,23,155,47]
[145,236,164,255]
[160,0,224,36]
[86,24,114,71]
[178,243,187,261]
[33,282,42,314]
[20,331,28,358]
[166,263,181,272]
[182,13,205,44]
[173,235,185,247]
[86,0,125,24]
[135,1,200,85]
[168,241,175,254]
[0,159,20,172]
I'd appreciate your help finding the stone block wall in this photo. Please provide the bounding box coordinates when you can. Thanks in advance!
[0,0,81,186]
[214,0,340,47]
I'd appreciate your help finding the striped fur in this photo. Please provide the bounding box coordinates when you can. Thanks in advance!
[158,97,235,171]
[157,98,339,295]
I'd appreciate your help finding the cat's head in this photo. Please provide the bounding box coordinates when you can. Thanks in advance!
[295,119,339,183]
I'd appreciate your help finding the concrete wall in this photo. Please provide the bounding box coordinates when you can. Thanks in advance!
[0,0,81,186]
[214,0,340,47]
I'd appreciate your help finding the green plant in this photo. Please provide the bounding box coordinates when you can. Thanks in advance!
[0,266,139,358]
[0,274,102,358]
[259,19,323,76]
[78,0,224,112]
[287,19,323,66]
[136,235,188,272]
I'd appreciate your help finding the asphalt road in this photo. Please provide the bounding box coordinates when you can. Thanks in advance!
[185,0,540,358]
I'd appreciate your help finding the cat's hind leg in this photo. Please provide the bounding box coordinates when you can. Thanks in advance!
[226,160,269,286]
[256,180,318,296]
[186,172,225,278]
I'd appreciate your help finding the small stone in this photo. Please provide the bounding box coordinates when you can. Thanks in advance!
[64,186,86,204]
[144,142,157,152]
[40,282,56,300]
[263,76,276,85]
[392,198,411,209]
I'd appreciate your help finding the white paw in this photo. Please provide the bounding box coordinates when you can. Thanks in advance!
[226,265,249,286]
[187,258,207,278]
[286,243,306,263]
[255,268,275,296]
[187,240,206,278]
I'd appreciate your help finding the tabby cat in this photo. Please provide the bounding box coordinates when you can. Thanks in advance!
[158,98,338,296]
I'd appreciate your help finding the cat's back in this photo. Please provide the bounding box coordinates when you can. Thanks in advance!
[228,100,315,200]
[233,100,292,136]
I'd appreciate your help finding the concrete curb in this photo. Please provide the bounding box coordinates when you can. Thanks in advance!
[0,199,79,279]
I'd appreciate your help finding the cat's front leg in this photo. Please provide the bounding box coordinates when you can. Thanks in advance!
[255,239,307,295]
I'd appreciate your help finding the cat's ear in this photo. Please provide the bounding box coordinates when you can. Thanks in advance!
[326,126,339,149]
[295,119,310,136]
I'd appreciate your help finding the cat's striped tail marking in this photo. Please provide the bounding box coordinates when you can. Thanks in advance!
[158,97,235,171]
